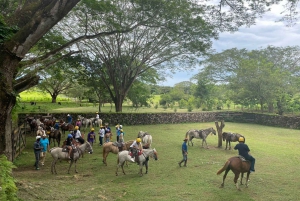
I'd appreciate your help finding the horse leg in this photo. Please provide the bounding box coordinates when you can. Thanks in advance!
[52,158,59,174]
[240,172,244,185]
[74,160,78,173]
[144,160,148,174]
[228,141,231,150]
[245,172,250,187]
[67,160,74,174]
[220,168,230,188]
[121,161,126,175]
[234,173,241,191]
[139,163,143,176]
[103,152,109,166]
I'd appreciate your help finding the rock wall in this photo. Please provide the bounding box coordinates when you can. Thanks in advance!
[18,111,300,129]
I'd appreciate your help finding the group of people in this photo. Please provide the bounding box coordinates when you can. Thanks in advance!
[178,136,256,173]
[33,134,50,170]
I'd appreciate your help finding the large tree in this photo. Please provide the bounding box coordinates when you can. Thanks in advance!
[0,0,297,159]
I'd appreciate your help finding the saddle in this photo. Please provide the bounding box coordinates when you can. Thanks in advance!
[237,155,247,162]
[62,145,77,153]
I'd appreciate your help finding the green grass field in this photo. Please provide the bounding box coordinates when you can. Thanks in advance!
[13,122,300,201]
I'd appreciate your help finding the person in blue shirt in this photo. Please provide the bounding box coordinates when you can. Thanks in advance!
[39,133,49,166]
[67,114,72,124]
[178,138,188,167]
[234,137,256,173]
[54,120,60,130]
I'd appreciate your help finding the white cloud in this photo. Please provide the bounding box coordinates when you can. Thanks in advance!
[161,5,300,87]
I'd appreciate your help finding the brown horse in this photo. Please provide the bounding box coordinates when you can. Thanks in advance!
[102,140,133,166]
[217,156,251,191]
[49,128,61,147]
[222,132,245,150]
[60,121,74,136]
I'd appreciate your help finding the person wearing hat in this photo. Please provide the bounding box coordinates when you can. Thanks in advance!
[65,134,74,159]
[234,137,256,173]
[98,126,105,146]
[33,136,43,170]
[178,138,188,167]
[67,114,72,124]
[73,126,84,144]
[129,138,143,162]
[54,120,60,130]
[104,123,112,142]
[75,119,81,130]
[87,128,96,146]
[115,124,122,142]
[40,133,50,166]
[118,129,125,143]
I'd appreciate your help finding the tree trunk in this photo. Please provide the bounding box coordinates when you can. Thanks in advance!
[215,120,225,148]
[0,86,16,160]
[51,94,57,103]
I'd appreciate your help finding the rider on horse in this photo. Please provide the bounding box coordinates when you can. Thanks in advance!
[54,120,60,130]
[65,134,74,159]
[130,138,143,162]
[234,137,256,173]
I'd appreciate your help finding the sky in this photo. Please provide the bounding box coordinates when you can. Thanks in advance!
[159,3,300,87]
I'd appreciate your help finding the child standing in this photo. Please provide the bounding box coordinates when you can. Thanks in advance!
[87,128,95,146]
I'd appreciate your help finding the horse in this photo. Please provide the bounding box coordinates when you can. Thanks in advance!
[49,127,61,147]
[80,117,93,130]
[222,132,245,150]
[217,156,251,191]
[116,148,158,176]
[102,140,133,166]
[26,117,37,134]
[137,131,153,148]
[93,118,102,127]
[60,122,74,136]
[185,127,216,148]
[50,141,93,174]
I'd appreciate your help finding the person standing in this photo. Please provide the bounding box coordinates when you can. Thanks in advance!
[178,138,188,167]
[104,123,112,142]
[234,137,256,173]
[115,124,122,142]
[98,126,105,146]
[33,136,43,170]
[119,129,125,143]
[87,128,96,146]
[67,114,72,124]
[39,134,50,166]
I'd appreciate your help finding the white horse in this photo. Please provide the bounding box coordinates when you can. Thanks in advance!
[185,127,216,148]
[93,118,102,127]
[78,115,93,130]
[137,131,153,148]
[116,148,158,176]
[50,141,93,174]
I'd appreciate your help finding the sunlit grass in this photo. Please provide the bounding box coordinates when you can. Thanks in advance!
[13,122,300,201]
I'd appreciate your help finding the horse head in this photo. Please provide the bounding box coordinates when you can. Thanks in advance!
[151,148,158,161]
[211,128,217,135]
[86,142,93,154]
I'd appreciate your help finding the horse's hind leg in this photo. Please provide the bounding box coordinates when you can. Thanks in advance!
[67,160,74,174]
[220,169,230,188]
[240,173,244,185]
[234,173,241,190]
[228,141,231,150]
[121,161,126,175]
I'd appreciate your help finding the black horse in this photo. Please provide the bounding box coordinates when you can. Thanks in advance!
[49,128,61,147]
[222,132,245,150]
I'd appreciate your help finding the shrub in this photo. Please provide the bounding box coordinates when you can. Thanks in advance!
[0,155,18,201]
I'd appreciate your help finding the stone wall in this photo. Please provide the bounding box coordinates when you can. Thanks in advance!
[19,111,300,129]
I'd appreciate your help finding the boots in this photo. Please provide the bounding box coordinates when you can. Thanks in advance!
[183,160,187,167]
[178,160,184,167]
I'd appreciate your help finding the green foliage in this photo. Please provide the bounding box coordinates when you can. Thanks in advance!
[0,155,18,201]
[0,17,18,44]
[179,98,187,109]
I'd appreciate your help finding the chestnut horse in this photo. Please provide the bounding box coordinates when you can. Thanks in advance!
[60,121,74,136]
[217,156,251,191]
[102,140,133,166]
[222,132,245,150]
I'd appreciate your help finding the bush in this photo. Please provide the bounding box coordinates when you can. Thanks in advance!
[0,155,18,201]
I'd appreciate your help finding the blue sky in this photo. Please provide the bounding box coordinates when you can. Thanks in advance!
[159,4,300,87]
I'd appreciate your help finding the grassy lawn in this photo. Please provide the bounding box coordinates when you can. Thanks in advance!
[13,122,300,201]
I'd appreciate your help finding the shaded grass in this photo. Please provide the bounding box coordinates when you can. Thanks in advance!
[13,122,300,201]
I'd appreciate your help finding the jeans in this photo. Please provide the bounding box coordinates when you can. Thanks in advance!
[34,151,40,169]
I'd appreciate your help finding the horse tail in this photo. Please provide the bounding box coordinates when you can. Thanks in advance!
[217,160,230,175]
